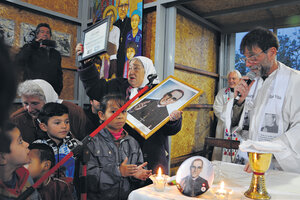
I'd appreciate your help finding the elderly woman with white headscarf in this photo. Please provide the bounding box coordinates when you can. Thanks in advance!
[10,79,89,143]
[77,52,182,176]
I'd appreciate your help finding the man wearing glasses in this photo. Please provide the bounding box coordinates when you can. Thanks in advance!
[114,0,132,77]
[179,159,209,197]
[227,27,300,173]
[128,89,184,130]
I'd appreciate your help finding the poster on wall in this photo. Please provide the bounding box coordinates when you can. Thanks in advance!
[92,0,143,79]
[20,23,72,57]
[52,31,72,57]
[0,18,15,46]
[20,23,36,47]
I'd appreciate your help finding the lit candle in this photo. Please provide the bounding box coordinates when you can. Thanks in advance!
[155,168,165,191]
[215,181,233,199]
[150,167,167,192]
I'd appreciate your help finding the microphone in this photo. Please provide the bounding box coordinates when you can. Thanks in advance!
[147,74,158,87]
[234,71,256,103]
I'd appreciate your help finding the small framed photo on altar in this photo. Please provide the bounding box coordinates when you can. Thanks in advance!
[126,75,203,139]
[78,18,110,62]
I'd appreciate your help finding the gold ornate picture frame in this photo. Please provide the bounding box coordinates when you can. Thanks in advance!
[126,75,203,139]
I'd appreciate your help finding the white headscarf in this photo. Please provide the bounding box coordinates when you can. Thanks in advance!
[129,56,160,99]
[32,79,63,104]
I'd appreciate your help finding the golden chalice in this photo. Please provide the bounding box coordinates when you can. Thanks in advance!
[244,152,272,200]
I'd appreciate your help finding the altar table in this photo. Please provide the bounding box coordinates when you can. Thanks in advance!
[128,161,300,199]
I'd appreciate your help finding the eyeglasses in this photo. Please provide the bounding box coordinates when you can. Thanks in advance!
[240,50,267,63]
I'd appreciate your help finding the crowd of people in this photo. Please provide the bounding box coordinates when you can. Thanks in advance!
[0,20,182,199]
[0,15,299,200]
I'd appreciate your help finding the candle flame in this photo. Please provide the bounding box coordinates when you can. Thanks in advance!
[220,181,225,189]
[215,181,233,196]
[216,181,226,194]
[157,167,162,177]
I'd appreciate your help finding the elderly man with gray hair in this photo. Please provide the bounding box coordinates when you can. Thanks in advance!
[212,70,241,161]
[10,79,89,143]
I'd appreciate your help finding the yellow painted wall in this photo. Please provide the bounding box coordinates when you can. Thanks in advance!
[143,11,156,62]
[21,0,78,18]
[170,14,218,175]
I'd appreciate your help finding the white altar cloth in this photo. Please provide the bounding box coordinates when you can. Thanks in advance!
[128,161,300,199]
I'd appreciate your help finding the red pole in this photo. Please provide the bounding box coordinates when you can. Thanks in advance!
[17,85,150,200]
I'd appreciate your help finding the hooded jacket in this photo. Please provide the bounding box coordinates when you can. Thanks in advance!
[87,128,144,200]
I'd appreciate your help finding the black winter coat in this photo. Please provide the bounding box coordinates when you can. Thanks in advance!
[16,40,63,95]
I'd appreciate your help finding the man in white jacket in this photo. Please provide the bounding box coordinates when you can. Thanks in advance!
[213,70,241,161]
[230,27,300,173]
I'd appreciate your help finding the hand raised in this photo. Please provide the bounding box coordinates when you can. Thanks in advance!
[119,157,138,177]
[75,43,83,56]
[133,162,152,181]
[234,77,255,105]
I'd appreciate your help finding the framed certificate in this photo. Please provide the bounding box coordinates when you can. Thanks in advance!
[78,18,110,62]
[126,75,203,139]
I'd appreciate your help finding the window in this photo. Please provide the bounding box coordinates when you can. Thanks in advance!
[277,27,300,70]
[234,27,300,75]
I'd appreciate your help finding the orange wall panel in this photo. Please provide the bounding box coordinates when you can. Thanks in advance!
[143,11,156,62]
[170,13,218,163]
[21,0,78,18]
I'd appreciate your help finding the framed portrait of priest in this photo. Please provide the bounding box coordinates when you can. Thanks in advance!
[126,75,203,139]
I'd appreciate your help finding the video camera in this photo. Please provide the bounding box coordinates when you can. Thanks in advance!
[41,39,56,48]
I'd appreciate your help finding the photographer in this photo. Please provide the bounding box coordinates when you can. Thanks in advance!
[16,23,63,95]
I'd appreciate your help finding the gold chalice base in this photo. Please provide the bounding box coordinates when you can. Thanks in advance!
[244,153,272,200]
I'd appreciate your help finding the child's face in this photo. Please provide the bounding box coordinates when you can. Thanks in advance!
[99,100,127,132]
[131,14,140,30]
[126,47,136,60]
[42,114,70,142]
[5,128,30,167]
[27,149,45,179]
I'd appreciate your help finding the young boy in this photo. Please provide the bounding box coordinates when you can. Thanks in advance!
[34,102,76,181]
[123,41,137,78]
[0,121,41,200]
[27,143,73,200]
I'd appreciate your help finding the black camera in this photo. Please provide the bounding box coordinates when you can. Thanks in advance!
[41,39,56,48]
